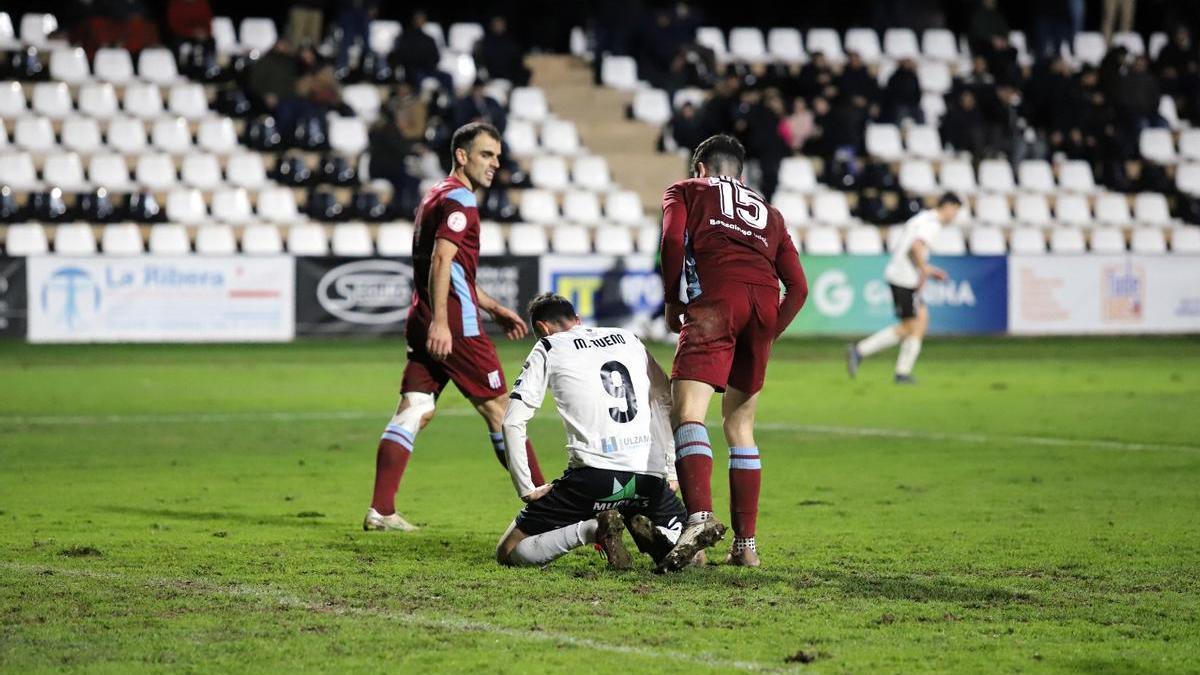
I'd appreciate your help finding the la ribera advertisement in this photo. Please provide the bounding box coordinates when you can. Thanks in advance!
[786,255,1009,335]
[27,256,294,343]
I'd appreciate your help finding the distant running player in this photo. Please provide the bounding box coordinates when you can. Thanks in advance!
[364,122,546,532]
[846,192,961,384]
[656,135,809,571]
[496,294,690,569]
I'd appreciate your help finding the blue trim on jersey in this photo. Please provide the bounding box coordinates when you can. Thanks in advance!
[446,187,477,208]
[683,230,702,301]
[450,261,480,337]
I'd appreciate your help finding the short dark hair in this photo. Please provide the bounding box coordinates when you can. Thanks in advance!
[450,122,502,168]
[527,293,577,325]
[937,192,962,207]
[691,134,745,178]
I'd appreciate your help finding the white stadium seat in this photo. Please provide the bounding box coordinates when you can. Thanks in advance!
[375,222,414,256]
[62,118,102,154]
[166,188,208,225]
[43,153,89,192]
[1058,160,1096,193]
[917,61,952,94]
[845,226,883,254]
[5,223,49,255]
[328,116,368,155]
[779,158,817,192]
[138,48,179,85]
[899,160,937,194]
[1048,227,1084,253]
[593,225,634,255]
[0,81,26,118]
[1010,227,1047,254]
[507,223,549,255]
[572,155,611,190]
[635,226,660,254]
[530,155,570,191]
[1053,193,1091,227]
[124,83,164,119]
[605,190,645,225]
[79,83,119,119]
[975,193,1011,226]
[0,13,14,50]
[1179,129,1200,161]
[562,190,602,225]
[1095,193,1132,226]
[1133,192,1171,226]
[15,117,55,152]
[1073,32,1106,66]
[632,89,671,125]
[1017,160,1055,193]
[672,87,707,110]
[88,154,134,192]
[226,152,267,190]
[906,125,942,159]
[0,151,42,190]
[369,20,402,55]
[552,226,591,254]
[921,91,946,124]
[152,117,193,154]
[212,188,253,225]
[342,84,381,123]
[804,227,843,255]
[332,222,374,256]
[844,28,881,63]
[541,119,580,155]
[287,224,327,255]
[601,55,638,90]
[448,22,484,53]
[932,226,966,255]
[49,48,90,84]
[884,28,920,60]
[479,222,505,255]
[518,189,558,224]
[101,223,144,255]
[0,119,6,147]
[767,28,804,63]
[198,118,238,154]
[812,192,852,226]
[729,27,767,62]
[978,159,1015,193]
[94,48,135,85]
[239,17,278,53]
[422,21,446,48]
[212,16,239,55]
[1090,227,1126,253]
[969,227,1007,255]
[148,224,190,254]
[503,119,538,157]
[1177,163,1200,196]
[195,224,238,255]
[31,82,71,119]
[922,29,958,61]
[772,192,809,224]
[257,187,299,224]
[865,123,903,161]
[1015,193,1053,226]
[168,84,210,120]
[806,28,844,62]
[1139,128,1176,163]
[136,153,178,191]
[696,27,728,62]
[19,13,57,48]
[509,87,548,122]
[54,224,98,255]
[1171,228,1200,253]
[1112,32,1144,55]
[938,160,976,194]
[1130,228,1166,253]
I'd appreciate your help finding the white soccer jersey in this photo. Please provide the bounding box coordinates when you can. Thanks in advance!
[510,325,670,480]
[885,209,942,289]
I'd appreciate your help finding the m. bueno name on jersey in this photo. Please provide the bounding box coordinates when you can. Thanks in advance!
[572,333,627,350]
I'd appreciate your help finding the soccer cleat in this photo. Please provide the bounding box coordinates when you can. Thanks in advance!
[362,507,418,532]
[656,515,726,573]
[595,510,633,570]
[725,547,761,567]
[894,373,917,385]
[846,344,861,379]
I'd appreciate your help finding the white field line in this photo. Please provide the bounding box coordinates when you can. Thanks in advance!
[1,562,792,673]
[0,409,1196,453]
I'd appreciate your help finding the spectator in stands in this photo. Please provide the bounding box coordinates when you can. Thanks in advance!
[297,54,354,119]
[635,9,685,91]
[247,40,306,130]
[1155,27,1198,121]
[392,10,453,92]
[452,81,507,132]
[884,58,923,124]
[836,51,879,104]
[779,98,815,153]
[335,0,376,72]
[368,108,423,219]
[734,88,788,200]
[968,0,1009,54]
[73,0,161,56]
[669,101,707,153]
[475,16,531,86]
[1120,55,1164,130]
[941,89,991,158]
[796,51,836,102]
[287,1,325,48]
[166,0,216,78]
[700,74,740,138]
[819,94,869,162]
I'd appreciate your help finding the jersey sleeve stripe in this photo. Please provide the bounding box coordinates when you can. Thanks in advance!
[449,261,480,337]
[446,187,478,208]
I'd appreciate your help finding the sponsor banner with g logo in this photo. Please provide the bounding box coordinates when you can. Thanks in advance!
[785,255,1008,336]
[295,256,540,335]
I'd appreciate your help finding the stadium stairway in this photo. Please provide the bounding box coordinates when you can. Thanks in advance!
[528,54,682,213]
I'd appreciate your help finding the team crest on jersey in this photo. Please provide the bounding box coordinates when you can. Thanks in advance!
[447,211,468,232]
[487,370,502,389]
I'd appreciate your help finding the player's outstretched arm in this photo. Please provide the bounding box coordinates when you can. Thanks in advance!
[502,399,546,501]
[475,286,528,340]
[660,184,688,333]
[428,238,459,359]
[774,233,809,337]
[644,346,679,487]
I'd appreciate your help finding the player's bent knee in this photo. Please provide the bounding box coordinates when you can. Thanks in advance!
[394,392,436,433]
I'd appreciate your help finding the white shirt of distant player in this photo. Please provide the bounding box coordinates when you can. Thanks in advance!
[511,325,668,477]
[884,209,943,289]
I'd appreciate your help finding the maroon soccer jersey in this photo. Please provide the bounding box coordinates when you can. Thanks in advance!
[409,176,484,337]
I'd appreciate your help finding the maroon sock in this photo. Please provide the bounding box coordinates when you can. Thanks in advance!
[674,421,714,514]
[525,439,545,486]
[370,425,415,515]
[728,447,762,538]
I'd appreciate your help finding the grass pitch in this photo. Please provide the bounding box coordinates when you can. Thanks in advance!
[1,336,1198,673]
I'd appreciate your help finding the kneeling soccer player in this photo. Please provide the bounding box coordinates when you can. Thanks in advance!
[495,293,689,569]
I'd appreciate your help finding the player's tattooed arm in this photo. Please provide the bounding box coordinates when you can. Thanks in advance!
[428,238,459,360]
[475,286,528,340]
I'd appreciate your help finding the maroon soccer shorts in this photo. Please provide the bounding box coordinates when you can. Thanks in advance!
[672,283,779,395]
[401,326,508,400]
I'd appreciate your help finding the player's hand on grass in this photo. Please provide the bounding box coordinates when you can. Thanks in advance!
[665,301,685,333]
[522,484,552,502]
[490,306,528,340]
[427,320,453,361]
[668,479,679,493]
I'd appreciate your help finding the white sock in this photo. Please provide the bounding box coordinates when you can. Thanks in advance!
[733,537,756,553]
[856,326,900,357]
[508,520,598,566]
[896,336,923,376]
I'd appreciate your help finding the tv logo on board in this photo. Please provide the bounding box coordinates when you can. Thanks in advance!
[1102,264,1143,322]
[40,267,101,330]
[317,259,414,325]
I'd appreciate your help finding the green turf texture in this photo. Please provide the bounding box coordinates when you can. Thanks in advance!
[1,336,1198,673]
